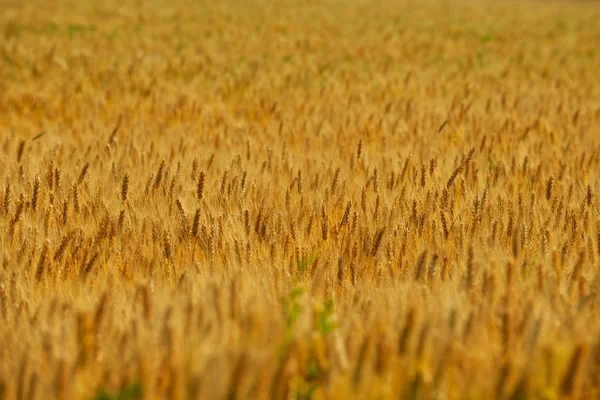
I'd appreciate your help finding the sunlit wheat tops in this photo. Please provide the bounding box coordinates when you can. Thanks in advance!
[0,0,600,399]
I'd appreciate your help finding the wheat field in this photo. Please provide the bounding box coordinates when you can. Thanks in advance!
[1,0,600,399]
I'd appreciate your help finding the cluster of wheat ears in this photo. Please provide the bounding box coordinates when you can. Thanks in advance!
[1,0,600,399]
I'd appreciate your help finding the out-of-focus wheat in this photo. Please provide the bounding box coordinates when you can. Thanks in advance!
[0,0,600,399]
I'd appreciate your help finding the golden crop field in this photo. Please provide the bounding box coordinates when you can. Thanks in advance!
[1,0,600,398]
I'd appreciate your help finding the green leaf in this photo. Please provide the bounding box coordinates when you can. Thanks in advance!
[480,34,493,43]
[90,382,142,400]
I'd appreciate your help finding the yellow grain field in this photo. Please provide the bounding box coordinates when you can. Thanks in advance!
[1,0,600,398]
